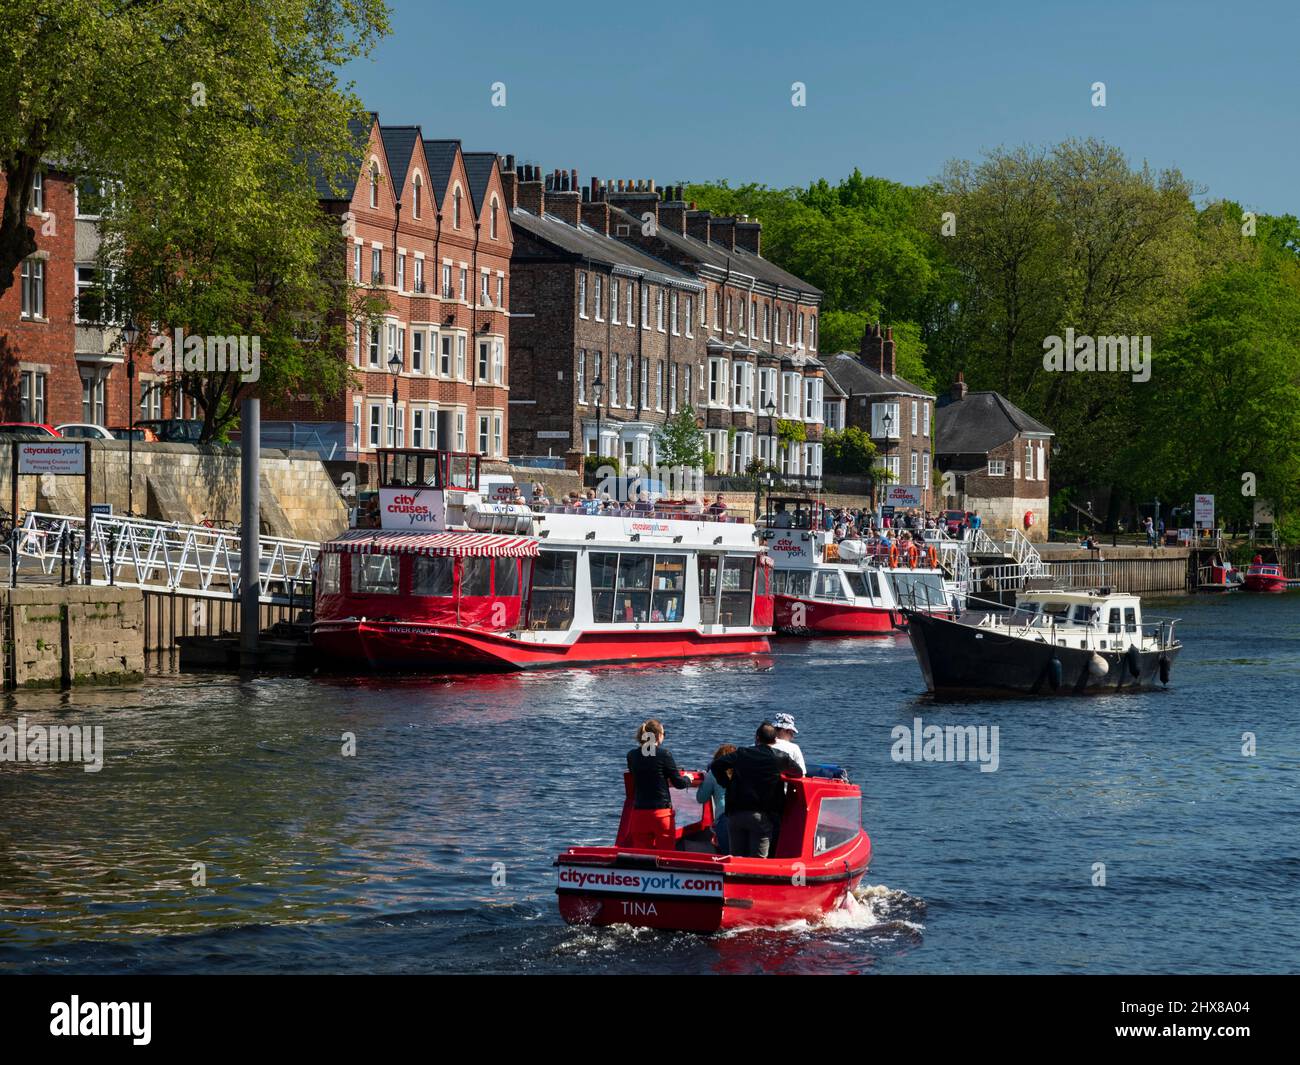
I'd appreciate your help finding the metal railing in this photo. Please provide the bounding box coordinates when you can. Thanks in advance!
[957,594,1180,651]
[14,512,319,604]
[1005,527,1049,578]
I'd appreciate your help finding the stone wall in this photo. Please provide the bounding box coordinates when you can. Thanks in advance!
[2,585,144,689]
[0,440,348,543]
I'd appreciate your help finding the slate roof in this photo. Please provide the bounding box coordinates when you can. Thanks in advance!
[607,206,822,298]
[935,390,1054,455]
[821,351,933,399]
[511,208,702,289]
[422,139,460,204]
[378,125,421,196]
[313,115,374,202]
[462,152,497,213]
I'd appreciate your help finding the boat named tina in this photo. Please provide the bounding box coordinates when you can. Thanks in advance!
[555,768,870,931]
[903,588,1181,696]
[311,448,774,672]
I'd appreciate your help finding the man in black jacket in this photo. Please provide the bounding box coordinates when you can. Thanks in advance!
[708,723,802,857]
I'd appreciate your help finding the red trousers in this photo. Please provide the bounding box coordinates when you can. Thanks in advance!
[627,808,674,849]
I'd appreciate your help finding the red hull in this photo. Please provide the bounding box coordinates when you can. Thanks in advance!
[1244,565,1288,592]
[312,619,770,672]
[774,594,901,635]
[555,835,871,932]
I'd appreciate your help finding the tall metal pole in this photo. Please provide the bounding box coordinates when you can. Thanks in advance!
[126,348,135,516]
[239,397,260,666]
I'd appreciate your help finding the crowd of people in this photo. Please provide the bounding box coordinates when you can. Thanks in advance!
[526,484,734,520]
[625,713,810,859]
[811,505,982,546]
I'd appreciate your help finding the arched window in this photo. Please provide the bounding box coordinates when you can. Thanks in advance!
[413,174,422,218]
[453,186,462,229]
[369,162,379,208]
[490,198,498,239]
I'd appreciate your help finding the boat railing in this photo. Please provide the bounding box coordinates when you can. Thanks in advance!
[532,503,746,524]
[954,594,1180,649]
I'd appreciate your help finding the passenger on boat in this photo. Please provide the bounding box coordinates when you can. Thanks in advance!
[582,489,600,514]
[634,491,654,514]
[708,724,803,858]
[626,718,692,849]
[772,502,794,529]
[530,483,549,507]
[697,743,737,854]
[707,492,728,516]
[771,713,806,772]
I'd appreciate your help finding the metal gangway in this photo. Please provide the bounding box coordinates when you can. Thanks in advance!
[13,512,319,604]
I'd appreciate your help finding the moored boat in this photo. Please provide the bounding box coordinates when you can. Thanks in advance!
[903,588,1181,696]
[1243,555,1289,593]
[311,448,774,672]
[555,767,871,931]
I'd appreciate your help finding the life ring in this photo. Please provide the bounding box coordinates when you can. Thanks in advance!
[927,545,938,568]
[907,543,919,568]
[1024,510,1035,530]
[889,545,898,567]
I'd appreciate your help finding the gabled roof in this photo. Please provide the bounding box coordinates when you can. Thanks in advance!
[511,208,703,289]
[462,152,497,214]
[821,351,933,399]
[935,390,1054,455]
[607,206,822,299]
[422,139,461,204]
[313,115,374,202]
[378,125,421,197]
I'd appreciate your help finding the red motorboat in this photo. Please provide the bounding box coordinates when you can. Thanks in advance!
[1243,555,1289,593]
[312,448,774,672]
[555,769,871,932]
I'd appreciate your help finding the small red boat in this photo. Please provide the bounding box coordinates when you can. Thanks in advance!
[1244,556,1289,593]
[555,769,871,932]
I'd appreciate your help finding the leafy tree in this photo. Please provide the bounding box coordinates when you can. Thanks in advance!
[653,405,708,469]
[823,427,877,476]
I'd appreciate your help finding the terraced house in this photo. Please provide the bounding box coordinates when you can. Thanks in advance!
[276,113,513,467]
[505,164,825,482]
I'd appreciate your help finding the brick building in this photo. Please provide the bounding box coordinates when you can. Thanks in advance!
[935,373,1054,540]
[822,324,937,508]
[504,164,826,480]
[271,114,513,466]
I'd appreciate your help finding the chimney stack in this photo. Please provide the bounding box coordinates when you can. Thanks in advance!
[659,184,687,235]
[736,218,761,256]
[500,153,519,211]
[951,371,968,402]
[686,208,711,243]
[710,216,737,251]
[518,162,544,216]
[859,322,886,374]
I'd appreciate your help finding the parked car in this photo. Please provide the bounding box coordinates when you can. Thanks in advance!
[134,419,203,443]
[55,423,114,440]
[942,509,974,536]
[108,426,160,443]
[0,422,61,436]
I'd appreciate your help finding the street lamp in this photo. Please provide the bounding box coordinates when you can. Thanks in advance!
[592,372,604,462]
[881,410,894,516]
[122,321,140,516]
[387,350,402,448]
[764,398,778,520]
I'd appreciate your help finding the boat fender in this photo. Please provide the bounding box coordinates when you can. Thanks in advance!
[1088,653,1109,678]
[1048,656,1062,690]
[1125,644,1141,678]
[1159,655,1171,685]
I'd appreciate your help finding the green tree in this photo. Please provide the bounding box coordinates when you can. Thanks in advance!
[653,405,708,469]
[823,427,877,476]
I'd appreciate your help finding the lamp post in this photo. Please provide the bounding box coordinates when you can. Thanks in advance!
[592,372,604,464]
[764,398,778,520]
[122,321,139,516]
[882,410,894,517]
[387,350,402,449]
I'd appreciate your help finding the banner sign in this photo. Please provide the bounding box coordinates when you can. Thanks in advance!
[766,533,815,569]
[1194,494,1215,529]
[555,864,723,898]
[379,488,444,530]
[17,442,86,476]
[886,485,924,509]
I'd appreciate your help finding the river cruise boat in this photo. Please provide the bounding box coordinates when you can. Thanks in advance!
[555,767,871,931]
[1243,556,1290,593]
[903,588,1181,696]
[311,449,774,671]
[759,497,955,636]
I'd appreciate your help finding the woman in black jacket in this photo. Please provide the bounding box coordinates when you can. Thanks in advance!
[625,718,691,849]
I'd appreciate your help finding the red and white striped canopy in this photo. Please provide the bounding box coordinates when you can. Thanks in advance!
[326,530,539,557]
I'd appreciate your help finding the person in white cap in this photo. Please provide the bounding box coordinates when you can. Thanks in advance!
[771,713,806,773]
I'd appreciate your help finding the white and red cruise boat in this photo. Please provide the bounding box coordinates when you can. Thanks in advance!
[759,497,955,636]
[311,449,774,671]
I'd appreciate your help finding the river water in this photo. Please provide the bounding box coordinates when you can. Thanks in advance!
[0,593,1296,974]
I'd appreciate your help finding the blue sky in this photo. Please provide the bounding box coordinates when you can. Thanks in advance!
[345,0,1299,215]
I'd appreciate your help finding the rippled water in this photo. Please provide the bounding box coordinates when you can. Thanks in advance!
[0,593,1296,974]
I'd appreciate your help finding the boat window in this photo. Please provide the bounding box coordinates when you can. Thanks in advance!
[844,571,870,598]
[815,570,845,599]
[528,550,576,630]
[495,557,520,597]
[1108,608,1121,633]
[1125,607,1138,633]
[590,552,618,622]
[774,570,810,597]
[411,555,454,596]
[351,552,398,594]
[1039,602,1072,618]
[719,556,755,625]
[1072,605,1098,624]
[889,572,945,611]
[318,553,340,595]
[461,557,492,596]
[813,795,861,856]
[670,786,707,834]
[651,554,686,622]
[615,553,654,622]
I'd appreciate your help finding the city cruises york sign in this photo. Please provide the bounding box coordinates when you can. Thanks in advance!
[768,534,814,567]
[380,488,443,529]
[17,442,86,476]
[556,865,724,898]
